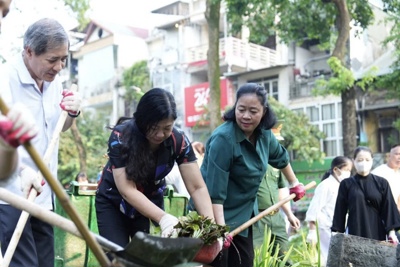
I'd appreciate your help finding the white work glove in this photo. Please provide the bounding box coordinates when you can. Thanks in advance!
[159,214,179,237]
[306,229,318,245]
[20,167,43,198]
[60,89,81,116]
[388,230,399,245]
[217,237,223,251]
[0,103,38,148]
[331,231,339,237]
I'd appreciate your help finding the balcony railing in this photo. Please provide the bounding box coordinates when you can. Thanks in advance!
[185,36,278,70]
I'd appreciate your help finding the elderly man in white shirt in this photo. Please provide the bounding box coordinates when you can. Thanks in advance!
[372,144,400,213]
[0,16,81,267]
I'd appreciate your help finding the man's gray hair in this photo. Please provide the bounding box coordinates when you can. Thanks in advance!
[23,18,69,55]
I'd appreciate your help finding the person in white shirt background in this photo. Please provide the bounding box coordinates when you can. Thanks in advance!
[371,144,400,213]
[165,141,205,200]
[305,156,353,266]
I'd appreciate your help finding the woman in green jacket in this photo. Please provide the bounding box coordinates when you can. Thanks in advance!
[201,83,305,267]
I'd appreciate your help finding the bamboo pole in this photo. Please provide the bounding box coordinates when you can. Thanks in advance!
[230,181,317,237]
[0,95,111,267]
[2,85,74,266]
[0,188,123,253]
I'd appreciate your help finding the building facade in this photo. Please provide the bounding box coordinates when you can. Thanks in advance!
[147,0,399,159]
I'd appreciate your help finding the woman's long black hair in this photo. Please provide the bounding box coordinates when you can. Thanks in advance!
[111,88,177,185]
[223,83,277,130]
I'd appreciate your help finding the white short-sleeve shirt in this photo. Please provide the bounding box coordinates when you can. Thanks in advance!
[372,164,400,205]
[0,55,64,209]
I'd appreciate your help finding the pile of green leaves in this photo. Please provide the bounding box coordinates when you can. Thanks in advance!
[175,211,230,245]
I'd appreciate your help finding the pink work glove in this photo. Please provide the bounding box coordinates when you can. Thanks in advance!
[0,103,38,148]
[223,234,233,249]
[388,230,399,245]
[289,180,306,202]
[60,89,81,116]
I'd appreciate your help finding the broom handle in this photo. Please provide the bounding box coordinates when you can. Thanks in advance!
[0,94,111,267]
[0,188,123,253]
[2,85,77,266]
[230,181,317,237]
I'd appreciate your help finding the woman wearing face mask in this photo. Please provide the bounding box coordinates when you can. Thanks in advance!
[305,156,352,265]
[331,146,400,245]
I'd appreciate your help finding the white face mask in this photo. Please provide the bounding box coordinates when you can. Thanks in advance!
[337,170,351,181]
[354,161,373,176]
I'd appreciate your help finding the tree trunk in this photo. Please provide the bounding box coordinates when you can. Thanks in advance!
[341,88,357,158]
[331,0,350,61]
[70,120,87,173]
[331,0,356,157]
[205,0,221,131]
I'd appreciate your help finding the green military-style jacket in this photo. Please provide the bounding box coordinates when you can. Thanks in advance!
[257,166,287,210]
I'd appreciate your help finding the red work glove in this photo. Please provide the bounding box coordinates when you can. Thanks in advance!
[0,103,38,148]
[289,181,305,202]
[60,89,81,116]
[223,234,233,249]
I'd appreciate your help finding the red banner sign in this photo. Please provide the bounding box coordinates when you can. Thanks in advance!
[184,78,233,127]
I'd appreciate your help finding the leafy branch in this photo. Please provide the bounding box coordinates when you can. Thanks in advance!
[175,211,230,245]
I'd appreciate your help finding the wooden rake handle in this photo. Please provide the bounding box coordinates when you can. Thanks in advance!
[0,92,111,267]
[230,181,317,237]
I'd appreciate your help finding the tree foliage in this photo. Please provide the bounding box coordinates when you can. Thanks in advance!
[64,0,90,30]
[58,111,110,186]
[122,60,151,102]
[225,0,398,157]
[378,5,400,92]
[226,0,373,48]
[313,56,377,95]
[204,0,325,162]
[269,97,326,163]
[377,7,400,132]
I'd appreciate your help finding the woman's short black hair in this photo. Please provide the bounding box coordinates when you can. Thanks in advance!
[223,83,277,130]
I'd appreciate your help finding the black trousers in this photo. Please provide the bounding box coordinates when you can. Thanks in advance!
[0,204,54,267]
[209,226,254,267]
[95,195,150,248]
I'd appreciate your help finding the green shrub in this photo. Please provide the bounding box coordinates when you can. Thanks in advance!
[254,228,299,267]
[254,226,323,267]
[287,228,321,267]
